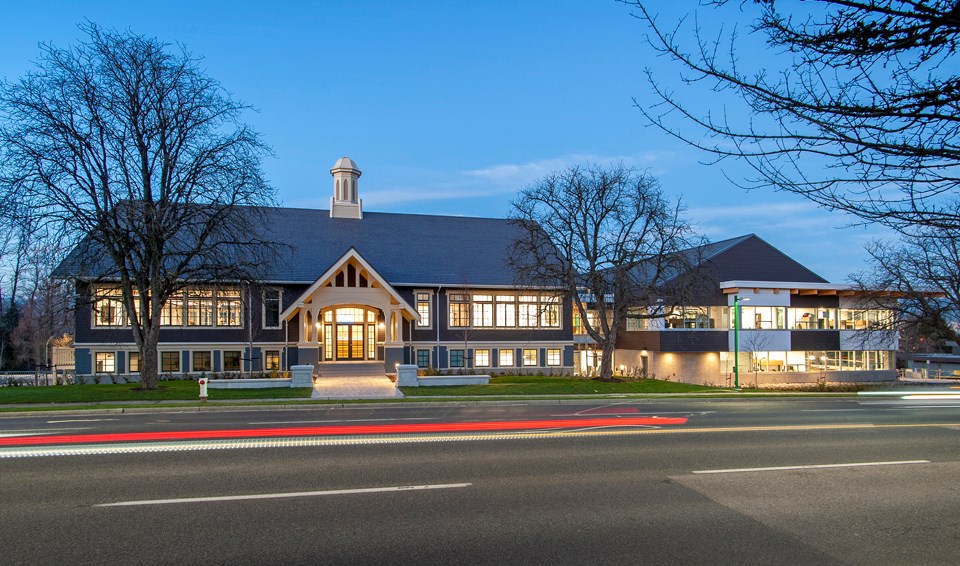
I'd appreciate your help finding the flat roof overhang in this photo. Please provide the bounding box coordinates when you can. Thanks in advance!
[718,280,934,298]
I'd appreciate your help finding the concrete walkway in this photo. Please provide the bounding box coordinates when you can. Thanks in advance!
[311,375,404,400]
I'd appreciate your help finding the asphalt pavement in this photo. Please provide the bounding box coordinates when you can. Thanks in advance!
[2,396,959,564]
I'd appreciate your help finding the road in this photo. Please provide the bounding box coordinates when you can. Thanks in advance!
[2,395,959,564]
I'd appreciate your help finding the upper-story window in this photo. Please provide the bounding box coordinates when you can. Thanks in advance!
[472,294,493,327]
[625,308,649,331]
[496,295,516,326]
[217,290,242,327]
[540,296,561,328]
[161,295,184,326]
[186,290,214,326]
[93,288,127,327]
[449,293,471,328]
[415,291,432,328]
[645,305,897,331]
[448,292,562,330]
[168,288,243,328]
[263,288,282,329]
[839,308,893,330]
[518,295,539,327]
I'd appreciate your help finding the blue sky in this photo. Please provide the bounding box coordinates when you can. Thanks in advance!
[0,1,889,282]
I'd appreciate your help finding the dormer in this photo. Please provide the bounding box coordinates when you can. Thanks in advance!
[330,156,362,219]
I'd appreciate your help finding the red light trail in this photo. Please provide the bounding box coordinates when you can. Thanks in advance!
[0,416,687,447]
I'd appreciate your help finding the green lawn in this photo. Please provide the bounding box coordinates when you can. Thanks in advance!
[0,380,313,404]
[400,375,725,396]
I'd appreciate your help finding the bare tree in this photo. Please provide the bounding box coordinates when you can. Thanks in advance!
[11,271,73,374]
[0,24,277,389]
[740,330,774,388]
[0,210,53,370]
[851,229,960,350]
[630,1,960,232]
[510,163,702,381]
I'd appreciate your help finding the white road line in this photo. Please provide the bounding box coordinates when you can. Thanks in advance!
[47,419,119,424]
[0,427,91,437]
[95,483,472,507]
[801,409,866,412]
[693,460,930,474]
[890,405,960,410]
[551,411,711,417]
[249,418,435,425]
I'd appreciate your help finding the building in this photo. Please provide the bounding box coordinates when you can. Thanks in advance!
[593,234,899,386]
[57,158,897,386]
[59,157,574,380]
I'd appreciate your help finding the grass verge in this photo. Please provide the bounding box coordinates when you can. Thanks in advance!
[0,380,313,404]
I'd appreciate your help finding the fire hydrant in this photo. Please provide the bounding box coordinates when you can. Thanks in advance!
[198,377,208,402]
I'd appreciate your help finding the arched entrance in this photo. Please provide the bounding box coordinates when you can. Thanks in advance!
[320,306,382,362]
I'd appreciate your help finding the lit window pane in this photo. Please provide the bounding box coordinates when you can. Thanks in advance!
[475,349,490,367]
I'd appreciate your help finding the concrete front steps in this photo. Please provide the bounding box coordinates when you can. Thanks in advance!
[315,362,386,378]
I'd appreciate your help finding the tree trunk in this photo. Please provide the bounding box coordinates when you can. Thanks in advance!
[139,331,160,390]
[597,339,616,381]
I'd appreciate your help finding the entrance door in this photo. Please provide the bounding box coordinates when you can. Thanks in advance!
[336,324,365,360]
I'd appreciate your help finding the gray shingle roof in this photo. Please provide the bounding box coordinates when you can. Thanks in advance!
[55,207,526,287]
[269,208,523,285]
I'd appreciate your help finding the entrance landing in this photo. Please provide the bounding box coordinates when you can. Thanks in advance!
[311,375,404,400]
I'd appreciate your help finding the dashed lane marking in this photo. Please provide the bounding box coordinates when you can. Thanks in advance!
[693,460,930,474]
[95,483,473,507]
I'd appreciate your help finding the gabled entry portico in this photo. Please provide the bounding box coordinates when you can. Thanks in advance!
[281,248,418,373]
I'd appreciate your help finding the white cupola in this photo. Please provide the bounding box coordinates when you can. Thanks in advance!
[330,156,362,219]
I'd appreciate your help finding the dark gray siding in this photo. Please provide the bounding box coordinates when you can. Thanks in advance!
[791,331,841,350]
[617,331,661,351]
[660,331,729,352]
[790,295,840,308]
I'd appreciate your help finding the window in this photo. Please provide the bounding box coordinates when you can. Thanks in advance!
[447,292,562,329]
[263,289,282,329]
[499,349,514,367]
[324,324,333,360]
[186,290,214,326]
[475,349,490,367]
[518,296,539,327]
[192,351,212,372]
[264,350,280,371]
[95,352,115,373]
[523,349,538,366]
[416,292,431,328]
[161,295,184,326]
[417,349,430,369]
[496,296,516,327]
[335,307,366,323]
[94,288,126,326]
[449,294,470,328]
[626,309,649,331]
[161,352,180,372]
[546,349,561,366]
[471,295,493,327]
[216,290,242,327]
[839,309,893,330]
[450,349,465,368]
[540,296,561,327]
[368,323,376,359]
[128,352,141,373]
[223,351,242,372]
